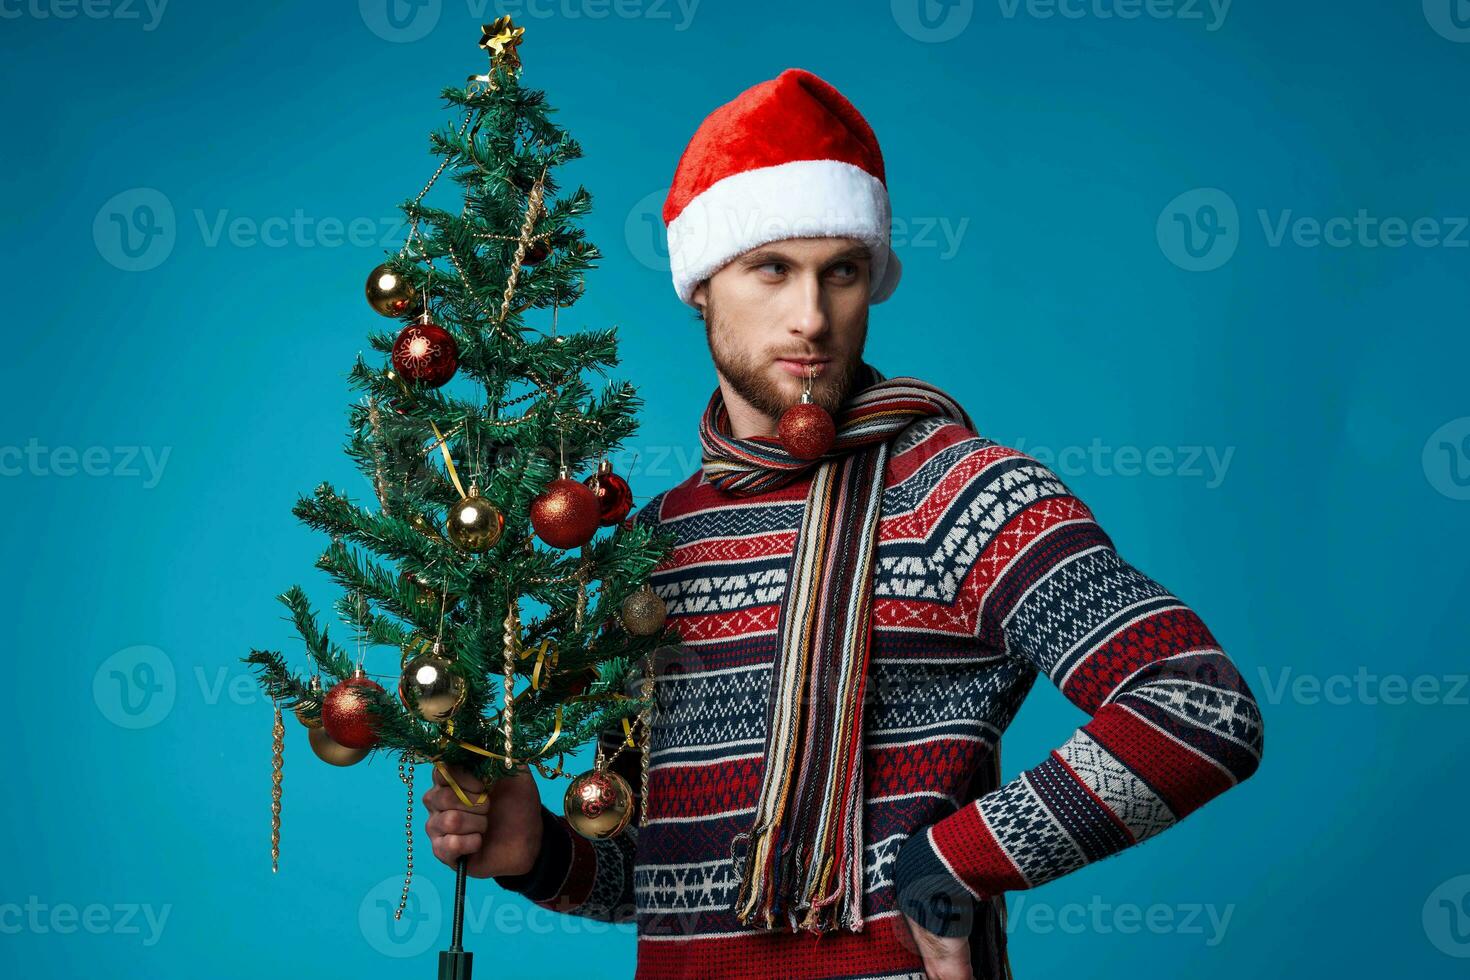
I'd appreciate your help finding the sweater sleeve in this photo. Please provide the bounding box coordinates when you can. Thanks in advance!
[492,724,643,924]
[892,448,1265,938]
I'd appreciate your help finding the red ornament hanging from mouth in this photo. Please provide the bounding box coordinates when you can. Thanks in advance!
[776,363,835,460]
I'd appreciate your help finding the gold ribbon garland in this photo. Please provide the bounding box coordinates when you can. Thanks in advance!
[420,627,643,797]
[427,419,469,500]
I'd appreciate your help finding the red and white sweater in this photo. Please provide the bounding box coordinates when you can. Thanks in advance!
[494,416,1265,979]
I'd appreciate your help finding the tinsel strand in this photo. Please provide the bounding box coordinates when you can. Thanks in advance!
[270,701,284,872]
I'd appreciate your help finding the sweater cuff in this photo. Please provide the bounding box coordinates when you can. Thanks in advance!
[892,826,981,939]
[491,804,573,902]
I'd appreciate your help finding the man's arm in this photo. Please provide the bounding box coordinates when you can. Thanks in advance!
[493,723,643,924]
[893,445,1265,937]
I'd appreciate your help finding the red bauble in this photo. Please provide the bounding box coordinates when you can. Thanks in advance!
[564,667,599,698]
[521,240,550,265]
[321,669,385,750]
[391,318,459,388]
[777,400,836,460]
[586,470,634,527]
[530,476,601,549]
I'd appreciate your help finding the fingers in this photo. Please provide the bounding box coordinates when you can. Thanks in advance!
[430,832,483,866]
[917,940,974,980]
[430,763,486,794]
[426,807,488,839]
[918,953,974,980]
[423,763,491,815]
[422,784,491,815]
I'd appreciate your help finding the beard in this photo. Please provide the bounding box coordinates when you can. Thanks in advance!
[702,295,867,423]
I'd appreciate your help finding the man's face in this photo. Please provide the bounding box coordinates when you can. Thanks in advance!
[692,237,872,426]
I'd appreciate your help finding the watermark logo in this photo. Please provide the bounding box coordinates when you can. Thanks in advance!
[0,0,169,30]
[93,645,176,730]
[1012,436,1234,489]
[93,187,411,271]
[648,188,970,278]
[1424,874,1470,957]
[625,187,675,274]
[1159,188,1469,270]
[1006,894,1234,946]
[94,188,176,272]
[1422,417,1470,500]
[891,0,975,42]
[0,439,171,487]
[359,874,442,958]
[995,0,1231,31]
[1423,0,1470,42]
[1255,665,1469,707]
[493,0,702,31]
[360,0,442,43]
[0,898,171,946]
[1157,188,1238,272]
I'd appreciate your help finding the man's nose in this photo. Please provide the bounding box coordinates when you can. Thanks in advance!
[787,276,831,339]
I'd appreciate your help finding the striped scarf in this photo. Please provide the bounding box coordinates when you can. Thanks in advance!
[699,361,975,934]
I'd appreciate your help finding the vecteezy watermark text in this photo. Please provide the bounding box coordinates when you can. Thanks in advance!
[1158,188,1470,272]
[0,898,171,946]
[1011,436,1234,489]
[1,439,170,488]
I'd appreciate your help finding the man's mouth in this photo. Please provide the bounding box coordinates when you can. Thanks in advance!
[776,358,831,377]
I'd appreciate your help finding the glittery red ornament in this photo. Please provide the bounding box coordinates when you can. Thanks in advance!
[391,317,459,388]
[564,667,600,698]
[777,395,835,460]
[585,460,634,527]
[521,240,550,265]
[321,668,385,750]
[531,473,601,549]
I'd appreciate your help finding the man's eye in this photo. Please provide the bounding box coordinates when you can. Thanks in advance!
[758,262,786,276]
[830,262,858,278]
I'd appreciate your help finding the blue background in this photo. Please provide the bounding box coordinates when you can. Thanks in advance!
[3,1,1467,977]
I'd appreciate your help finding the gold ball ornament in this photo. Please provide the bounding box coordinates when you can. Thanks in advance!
[446,483,504,552]
[399,647,466,723]
[294,675,324,729]
[563,769,634,840]
[307,726,370,766]
[620,583,667,637]
[365,262,419,318]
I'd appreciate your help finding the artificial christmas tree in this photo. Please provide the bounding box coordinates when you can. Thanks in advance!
[243,19,676,976]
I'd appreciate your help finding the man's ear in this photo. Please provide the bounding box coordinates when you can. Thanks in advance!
[690,279,709,318]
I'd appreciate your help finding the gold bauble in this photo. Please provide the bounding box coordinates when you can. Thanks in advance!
[307,725,370,766]
[446,484,504,553]
[563,769,634,840]
[621,583,667,637]
[294,675,324,729]
[398,649,466,723]
[365,262,419,318]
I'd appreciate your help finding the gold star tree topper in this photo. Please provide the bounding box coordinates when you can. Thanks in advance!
[479,16,526,71]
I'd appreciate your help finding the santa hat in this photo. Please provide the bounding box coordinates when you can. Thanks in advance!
[661,68,902,308]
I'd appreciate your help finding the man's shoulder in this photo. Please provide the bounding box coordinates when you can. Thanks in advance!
[886,416,1086,513]
[886,415,1004,488]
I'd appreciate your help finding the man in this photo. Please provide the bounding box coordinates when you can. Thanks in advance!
[424,68,1265,980]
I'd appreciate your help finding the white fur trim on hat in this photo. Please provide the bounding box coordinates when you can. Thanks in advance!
[665,157,902,307]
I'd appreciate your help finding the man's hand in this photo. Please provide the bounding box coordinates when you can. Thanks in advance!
[423,763,543,879]
[900,913,974,980]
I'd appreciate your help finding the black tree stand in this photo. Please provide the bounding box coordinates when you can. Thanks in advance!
[438,857,473,979]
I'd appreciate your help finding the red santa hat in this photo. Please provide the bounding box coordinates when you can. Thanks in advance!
[661,68,902,308]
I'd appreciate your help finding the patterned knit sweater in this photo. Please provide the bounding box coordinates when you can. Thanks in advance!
[493,416,1265,979]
